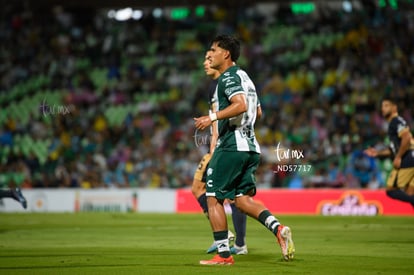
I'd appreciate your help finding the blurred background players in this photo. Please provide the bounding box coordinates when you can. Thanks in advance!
[0,187,27,209]
[1,1,413,191]
[364,96,414,207]
[192,51,248,255]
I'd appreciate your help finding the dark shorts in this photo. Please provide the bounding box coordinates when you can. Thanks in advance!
[206,150,260,200]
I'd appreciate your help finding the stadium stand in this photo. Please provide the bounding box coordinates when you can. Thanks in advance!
[0,1,413,189]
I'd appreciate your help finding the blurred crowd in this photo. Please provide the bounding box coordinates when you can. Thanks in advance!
[0,2,413,189]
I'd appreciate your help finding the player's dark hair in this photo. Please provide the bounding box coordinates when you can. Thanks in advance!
[211,35,240,62]
[381,94,397,105]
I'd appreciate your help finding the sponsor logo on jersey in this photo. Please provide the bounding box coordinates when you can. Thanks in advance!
[225,81,235,87]
[225,86,242,96]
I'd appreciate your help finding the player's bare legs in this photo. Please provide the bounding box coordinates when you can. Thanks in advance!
[235,195,295,261]
[234,195,266,219]
[191,179,206,199]
[207,197,228,231]
[193,179,236,253]
[191,179,207,210]
[200,196,235,265]
[191,182,204,199]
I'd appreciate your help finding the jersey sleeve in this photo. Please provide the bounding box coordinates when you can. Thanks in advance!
[396,117,410,137]
[219,73,244,100]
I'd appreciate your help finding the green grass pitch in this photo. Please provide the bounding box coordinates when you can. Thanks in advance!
[0,213,413,274]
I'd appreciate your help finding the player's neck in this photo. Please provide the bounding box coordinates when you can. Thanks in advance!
[212,72,220,80]
[218,62,235,74]
[387,112,398,122]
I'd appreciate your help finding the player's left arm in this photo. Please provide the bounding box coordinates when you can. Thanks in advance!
[394,129,413,168]
[257,104,262,120]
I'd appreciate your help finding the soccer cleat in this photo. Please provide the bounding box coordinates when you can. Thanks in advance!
[200,254,234,265]
[276,225,295,261]
[11,188,27,209]
[206,230,235,254]
[228,230,235,242]
[230,244,248,255]
[206,241,217,254]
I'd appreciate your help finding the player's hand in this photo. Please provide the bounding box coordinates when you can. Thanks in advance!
[363,147,377,157]
[194,115,212,131]
[393,156,401,169]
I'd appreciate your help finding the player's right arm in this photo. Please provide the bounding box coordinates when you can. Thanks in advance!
[363,147,391,158]
[216,93,247,120]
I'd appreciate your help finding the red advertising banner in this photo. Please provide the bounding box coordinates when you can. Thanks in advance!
[176,189,414,216]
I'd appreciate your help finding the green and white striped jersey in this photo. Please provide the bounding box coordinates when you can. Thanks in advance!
[212,65,261,153]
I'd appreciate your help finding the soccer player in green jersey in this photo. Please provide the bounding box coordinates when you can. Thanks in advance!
[192,51,249,255]
[195,35,295,265]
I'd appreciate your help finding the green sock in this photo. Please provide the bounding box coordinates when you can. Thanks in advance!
[258,210,280,235]
[213,231,231,258]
